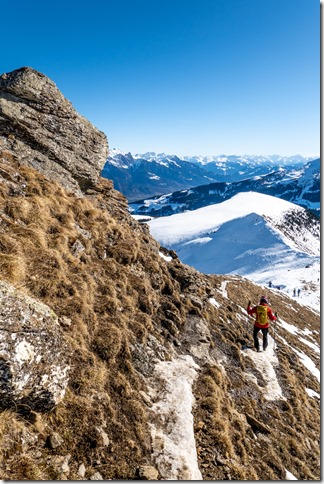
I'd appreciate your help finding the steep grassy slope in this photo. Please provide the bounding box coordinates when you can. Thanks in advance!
[0,150,320,480]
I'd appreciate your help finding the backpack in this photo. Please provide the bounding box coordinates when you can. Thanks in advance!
[256,305,268,325]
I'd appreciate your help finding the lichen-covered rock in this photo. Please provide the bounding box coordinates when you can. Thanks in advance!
[0,66,108,193]
[0,280,70,412]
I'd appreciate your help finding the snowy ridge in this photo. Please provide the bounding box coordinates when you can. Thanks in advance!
[183,153,316,165]
[147,192,320,311]
[135,152,316,167]
[148,192,312,245]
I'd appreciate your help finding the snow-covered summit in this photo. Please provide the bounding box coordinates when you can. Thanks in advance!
[147,192,320,310]
[148,192,316,246]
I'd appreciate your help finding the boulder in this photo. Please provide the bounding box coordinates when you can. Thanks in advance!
[137,465,159,480]
[0,280,70,412]
[0,66,108,193]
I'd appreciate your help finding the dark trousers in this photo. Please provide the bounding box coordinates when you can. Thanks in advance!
[253,326,268,351]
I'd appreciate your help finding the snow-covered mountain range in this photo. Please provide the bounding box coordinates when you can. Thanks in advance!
[102,149,218,201]
[102,149,317,202]
[130,158,320,217]
[182,153,316,182]
[140,192,320,311]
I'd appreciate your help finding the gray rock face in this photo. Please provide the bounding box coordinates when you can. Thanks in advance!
[0,66,108,193]
[0,280,70,412]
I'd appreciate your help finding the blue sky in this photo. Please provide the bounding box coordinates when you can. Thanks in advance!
[1,0,319,156]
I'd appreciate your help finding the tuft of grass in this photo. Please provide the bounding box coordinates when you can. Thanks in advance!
[0,411,47,479]
[91,324,123,362]
[0,253,26,283]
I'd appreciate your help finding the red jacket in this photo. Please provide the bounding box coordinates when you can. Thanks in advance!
[247,302,276,329]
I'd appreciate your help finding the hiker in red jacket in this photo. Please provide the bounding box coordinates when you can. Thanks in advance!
[247,296,277,352]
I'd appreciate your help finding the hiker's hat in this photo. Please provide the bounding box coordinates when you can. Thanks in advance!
[260,295,269,304]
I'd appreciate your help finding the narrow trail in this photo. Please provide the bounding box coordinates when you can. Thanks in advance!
[241,334,285,401]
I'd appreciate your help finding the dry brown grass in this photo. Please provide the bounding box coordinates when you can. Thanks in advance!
[0,155,320,480]
[0,410,48,480]
[0,160,159,479]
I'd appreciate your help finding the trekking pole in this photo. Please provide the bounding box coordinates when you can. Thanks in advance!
[246,300,251,334]
[273,312,278,351]
[246,300,252,348]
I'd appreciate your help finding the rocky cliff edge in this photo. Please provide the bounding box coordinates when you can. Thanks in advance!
[0,67,108,194]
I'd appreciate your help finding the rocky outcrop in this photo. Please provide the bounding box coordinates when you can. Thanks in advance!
[0,67,108,193]
[0,280,70,413]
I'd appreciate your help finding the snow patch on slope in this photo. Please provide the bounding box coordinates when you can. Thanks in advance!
[148,355,202,480]
[285,469,298,480]
[274,328,320,383]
